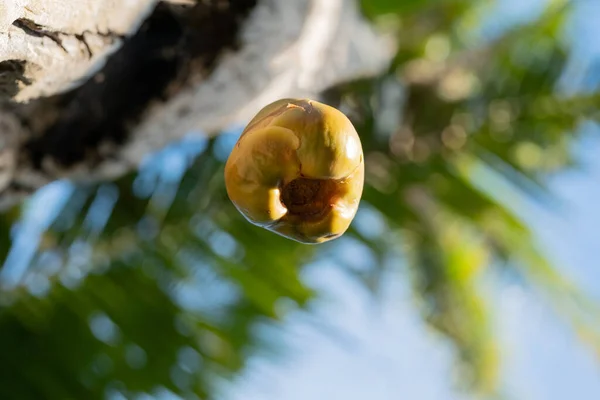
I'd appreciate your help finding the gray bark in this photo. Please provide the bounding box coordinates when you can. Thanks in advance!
[0,0,159,101]
[0,0,395,210]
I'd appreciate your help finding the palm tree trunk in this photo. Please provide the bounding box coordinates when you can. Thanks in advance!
[0,0,393,211]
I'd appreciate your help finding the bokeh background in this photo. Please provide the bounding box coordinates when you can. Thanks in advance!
[1,0,600,399]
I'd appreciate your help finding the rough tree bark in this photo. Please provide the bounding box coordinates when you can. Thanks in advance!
[0,0,394,210]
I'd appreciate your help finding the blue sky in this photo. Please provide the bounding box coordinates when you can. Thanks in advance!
[2,1,600,399]
[219,133,600,400]
[220,1,600,399]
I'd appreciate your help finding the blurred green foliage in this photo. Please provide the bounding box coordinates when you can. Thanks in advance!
[1,0,600,399]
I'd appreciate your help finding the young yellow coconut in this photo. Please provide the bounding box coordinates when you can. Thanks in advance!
[224,98,364,244]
